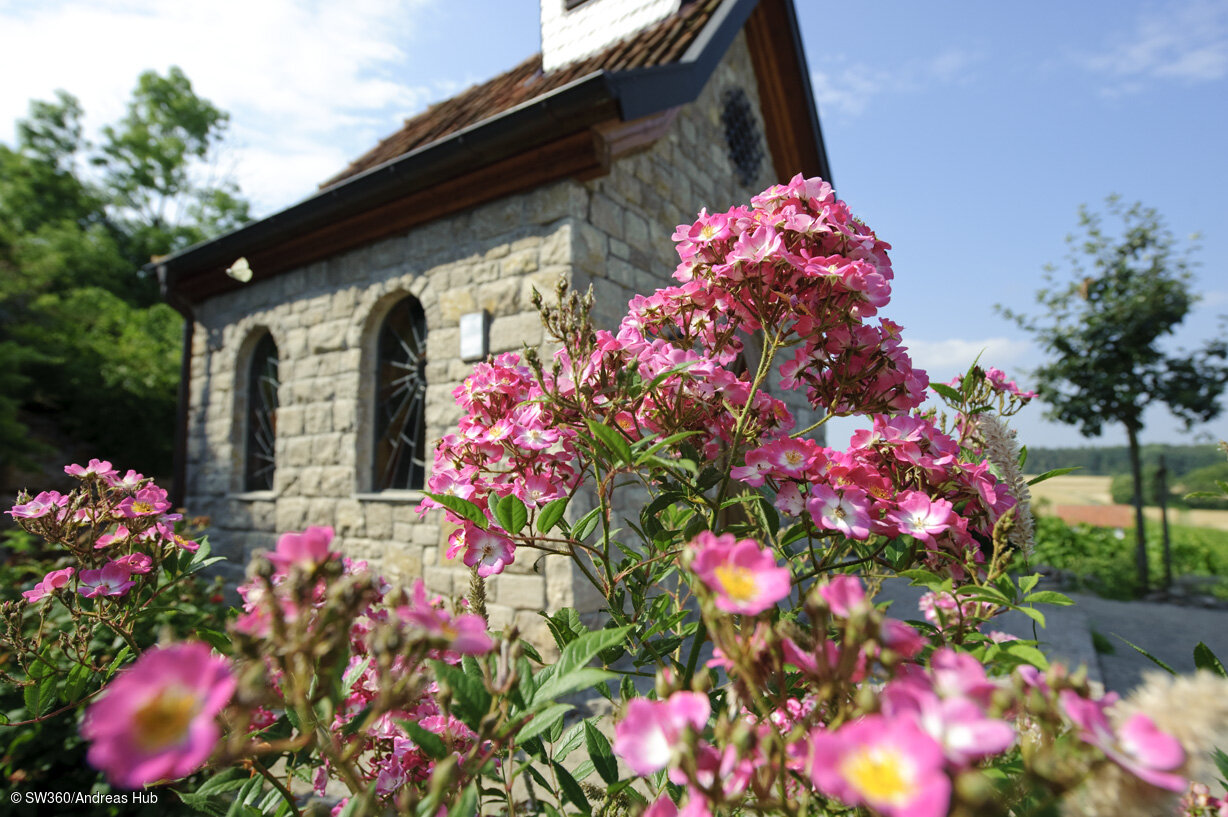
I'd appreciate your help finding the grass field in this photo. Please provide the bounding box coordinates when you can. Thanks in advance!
[1027,474,1228,532]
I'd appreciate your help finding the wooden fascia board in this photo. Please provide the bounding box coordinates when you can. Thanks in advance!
[743,0,828,182]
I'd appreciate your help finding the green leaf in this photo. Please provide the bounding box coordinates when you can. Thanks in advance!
[536,496,570,534]
[633,431,701,464]
[448,783,479,817]
[1116,636,1177,675]
[931,382,963,403]
[1018,574,1041,595]
[423,492,488,529]
[553,626,631,683]
[1015,605,1046,628]
[1000,642,1050,669]
[175,768,251,816]
[552,761,592,815]
[898,568,944,588]
[1213,747,1228,782]
[1025,590,1074,606]
[23,675,55,718]
[1027,467,1080,485]
[431,660,492,728]
[554,721,587,761]
[571,507,601,542]
[587,420,632,465]
[584,720,619,785]
[516,702,573,743]
[195,627,233,654]
[532,668,617,705]
[62,662,92,704]
[494,493,529,535]
[401,720,449,759]
[540,607,587,651]
[1193,642,1227,678]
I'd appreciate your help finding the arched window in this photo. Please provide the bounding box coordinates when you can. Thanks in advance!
[373,296,428,490]
[244,332,279,491]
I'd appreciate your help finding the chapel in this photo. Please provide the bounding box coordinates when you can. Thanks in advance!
[154,0,832,637]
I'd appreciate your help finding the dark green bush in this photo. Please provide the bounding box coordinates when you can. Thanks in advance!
[1180,461,1228,510]
[1027,515,1228,599]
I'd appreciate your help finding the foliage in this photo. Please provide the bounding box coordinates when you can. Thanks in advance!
[1001,196,1228,593]
[1028,516,1228,600]
[0,465,227,814]
[0,69,250,474]
[5,179,1224,817]
[1025,443,1225,479]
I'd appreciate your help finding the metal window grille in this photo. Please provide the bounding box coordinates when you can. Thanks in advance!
[244,333,279,491]
[721,88,764,187]
[374,297,428,490]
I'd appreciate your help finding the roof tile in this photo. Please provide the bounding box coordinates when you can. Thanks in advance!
[323,0,724,187]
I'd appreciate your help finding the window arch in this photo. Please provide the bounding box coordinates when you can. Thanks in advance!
[244,332,280,491]
[373,296,428,490]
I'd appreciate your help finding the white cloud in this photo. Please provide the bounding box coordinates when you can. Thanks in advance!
[811,48,983,118]
[1083,0,1228,92]
[0,0,442,214]
[904,336,1035,381]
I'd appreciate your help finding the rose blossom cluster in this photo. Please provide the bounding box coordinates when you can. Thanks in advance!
[230,526,494,808]
[616,569,1189,817]
[418,176,948,578]
[9,460,195,605]
[732,412,1015,578]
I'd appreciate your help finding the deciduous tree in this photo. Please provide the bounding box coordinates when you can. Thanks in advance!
[1001,197,1228,592]
[0,69,250,475]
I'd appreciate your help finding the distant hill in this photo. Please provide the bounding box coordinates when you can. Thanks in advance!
[1024,443,1224,477]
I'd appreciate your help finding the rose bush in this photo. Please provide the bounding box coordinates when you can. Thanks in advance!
[5,176,1227,816]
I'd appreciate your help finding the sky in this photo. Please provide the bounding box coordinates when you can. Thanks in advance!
[2,0,1226,452]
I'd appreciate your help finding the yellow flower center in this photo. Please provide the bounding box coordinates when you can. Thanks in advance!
[131,501,155,514]
[783,450,805,466]
[841,746,913,806]
[133,687,199,752]
[714,565,757,603]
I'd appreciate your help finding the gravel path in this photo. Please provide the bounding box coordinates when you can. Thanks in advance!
[876,582,1228,695]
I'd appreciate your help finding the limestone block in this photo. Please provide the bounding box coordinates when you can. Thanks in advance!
[310,433,341,464]
[490,572,544,610]
[489,313,544,353]
[485,603,515,631]
[609,238,630,260]
[365,502,393,539]
[470,198,524,238]
[319,467,350,498]
[423,567,455,597]
[384,546,424,584]
[624,211,650,249]
[304,403,333,435]
[524,182,584,224]
[276,497,310,532]
[539,224,572,266]
[500,250,538,279]
[438,288,476,323]
[306,498,336,527]
[332,399,357,434]
[574,222,609,277]
[335,499,365,536]
[589,192,624,239]
[477,277,523,317]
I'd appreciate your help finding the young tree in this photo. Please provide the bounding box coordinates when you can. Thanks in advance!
[1001,197,1228,593]
[0,69,250,475]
